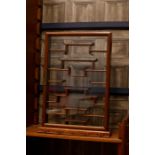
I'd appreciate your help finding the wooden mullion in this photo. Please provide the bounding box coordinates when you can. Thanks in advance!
[64,42,94,46]
[42,33,49,126]
[104,33,112,131]
[33,0,42,124]
[33,97,39,124]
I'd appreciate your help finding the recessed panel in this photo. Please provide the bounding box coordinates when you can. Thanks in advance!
[104,1,129,21]
[43,1,66,22]
[73,1,95,22]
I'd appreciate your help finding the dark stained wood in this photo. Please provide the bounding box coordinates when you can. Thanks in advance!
[26,118,128,155]
[117,114,129,155]
[27,136,118,155]
[26,0,41,126]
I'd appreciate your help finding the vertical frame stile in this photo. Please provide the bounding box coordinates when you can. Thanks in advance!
[42,33,49,126]
[104,33,112,131]
[33,0,43,125]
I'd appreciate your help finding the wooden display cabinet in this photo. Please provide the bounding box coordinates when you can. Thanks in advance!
[39,31,112,137]
[27,30,129,155]
[26,1,129,155]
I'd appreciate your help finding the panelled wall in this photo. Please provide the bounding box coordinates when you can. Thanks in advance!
[42,0,129,22]
[27,1,129,155]
[39,0,129,129]
[42,0,129,88]
[39,30,128,129]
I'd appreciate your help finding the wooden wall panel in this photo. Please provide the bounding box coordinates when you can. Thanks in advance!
[43,0,66,22]
[111,66,129,88]
[112,40,128,59]
[42,0,129,22]
[110,30,129,88]
[72,1,95,22]
[104,1,129,21]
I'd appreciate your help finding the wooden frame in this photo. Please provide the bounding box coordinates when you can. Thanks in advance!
[27,1,129,155]
[41,31,112,137]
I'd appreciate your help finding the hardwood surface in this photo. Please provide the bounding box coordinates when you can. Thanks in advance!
[27,125,121,143]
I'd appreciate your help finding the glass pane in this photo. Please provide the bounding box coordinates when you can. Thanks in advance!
[43,35,109,128]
